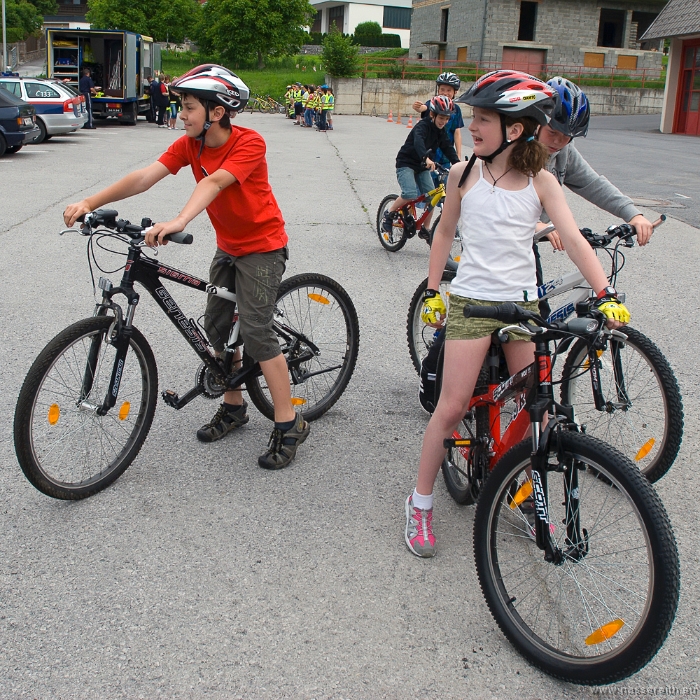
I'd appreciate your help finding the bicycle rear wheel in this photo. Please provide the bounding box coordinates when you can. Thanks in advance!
[14,316,158,499]
[376,194,408,252]
[560,327,683,483]
[246,273,359,422]
[474,432,679,684]
[406,270,454,374]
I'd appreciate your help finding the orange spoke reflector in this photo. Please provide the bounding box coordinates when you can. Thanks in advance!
[308,293,330,305]
[453,256,461,262]
[291,398,307,406]
[48,404,60,425]
[585,619,625,646]
[383,234,390,241]
[509,479,533,509]
[118,402,131,421]
[635,438,655,461]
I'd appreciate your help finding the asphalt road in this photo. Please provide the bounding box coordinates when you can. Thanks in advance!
[0,114,698,699]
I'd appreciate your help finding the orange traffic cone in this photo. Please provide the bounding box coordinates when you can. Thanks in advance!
[406,114,413,128]
[387,110,393,122]
[396,112,401,125]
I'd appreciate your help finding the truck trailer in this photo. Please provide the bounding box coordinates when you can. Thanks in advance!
[46,28,161,125]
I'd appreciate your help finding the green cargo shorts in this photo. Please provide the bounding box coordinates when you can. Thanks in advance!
[445,294,540,342]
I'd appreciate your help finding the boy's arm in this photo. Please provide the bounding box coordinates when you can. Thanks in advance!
[64,162,171,226]
[438,128,459,164]
[145,168,237,246]
[453,128,462,160]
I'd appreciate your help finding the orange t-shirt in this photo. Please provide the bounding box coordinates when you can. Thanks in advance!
[158,126,288,257]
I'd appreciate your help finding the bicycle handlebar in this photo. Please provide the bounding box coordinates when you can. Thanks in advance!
[580,214,665,248]
[76,209,193,245]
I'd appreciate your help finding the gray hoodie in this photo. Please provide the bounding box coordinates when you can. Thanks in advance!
[541,142,641,224]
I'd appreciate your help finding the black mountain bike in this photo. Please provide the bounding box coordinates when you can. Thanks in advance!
[14,209,360,500]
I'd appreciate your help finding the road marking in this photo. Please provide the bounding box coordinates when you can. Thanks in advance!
[674,193,691,199]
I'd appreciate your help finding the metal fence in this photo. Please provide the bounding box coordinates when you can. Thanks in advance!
[359,57,665,88]
[1,45,19,71]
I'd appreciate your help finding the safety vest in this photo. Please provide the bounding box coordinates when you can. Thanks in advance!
[302,91,312,107]
[321,94,332,110]
[326,94,334,111]
[311,93,322,109]
[293,89,302,102]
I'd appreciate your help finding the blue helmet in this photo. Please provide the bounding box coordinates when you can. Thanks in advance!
[547,76,590,138]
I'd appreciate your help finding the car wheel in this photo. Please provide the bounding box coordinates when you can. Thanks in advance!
[31,119,47,144]
[44,134,53,141]
[6,144,23,154]
[0,134,7,157]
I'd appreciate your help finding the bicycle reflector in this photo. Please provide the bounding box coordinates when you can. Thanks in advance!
[118,402,131,421]
[48,404,60,425]
[291,398,307,406]
[585,619,625,645]
[509,479,533,509]
[635,438,655,462]
[308,294,330,305]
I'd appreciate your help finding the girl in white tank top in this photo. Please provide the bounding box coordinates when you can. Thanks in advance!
[404,92,629,559]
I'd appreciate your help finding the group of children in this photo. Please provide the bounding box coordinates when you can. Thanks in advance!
[285,83,335,131]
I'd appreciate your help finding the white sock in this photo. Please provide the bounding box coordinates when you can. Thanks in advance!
[412,489,433,511]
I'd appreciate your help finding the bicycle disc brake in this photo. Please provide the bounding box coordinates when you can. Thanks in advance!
[195,362,226,399]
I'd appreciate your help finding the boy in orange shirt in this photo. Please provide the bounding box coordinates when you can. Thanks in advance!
[63,64,309,470]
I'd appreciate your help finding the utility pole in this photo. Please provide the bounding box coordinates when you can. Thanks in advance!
[2,0,8,73]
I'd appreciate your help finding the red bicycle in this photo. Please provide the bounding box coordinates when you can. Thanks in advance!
[437,301,679,684]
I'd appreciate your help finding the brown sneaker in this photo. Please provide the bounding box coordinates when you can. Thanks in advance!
[257,413,310,470]
[196,402,249,443]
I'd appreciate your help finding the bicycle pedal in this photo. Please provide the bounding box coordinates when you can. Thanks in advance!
[162,389,180,408]
[444,437,473,449]
[418,227,430,241]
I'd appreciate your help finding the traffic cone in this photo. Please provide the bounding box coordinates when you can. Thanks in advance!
[406,114,413,128]
[387,110,393,122]
[396,112,401,125]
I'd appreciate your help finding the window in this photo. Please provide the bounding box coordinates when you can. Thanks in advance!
[518,2,537,42]
[598,9,625,48]
[383,6,411,30]
[311,11,322,33]
[329,5,345,32]
[26,82,61,98]
[0,81,22,96]
[440,8,449,43]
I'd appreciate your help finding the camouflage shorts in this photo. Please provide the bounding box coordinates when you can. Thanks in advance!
[445,294,540,342]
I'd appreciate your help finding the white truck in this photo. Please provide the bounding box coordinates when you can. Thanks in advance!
[46,28,162,125]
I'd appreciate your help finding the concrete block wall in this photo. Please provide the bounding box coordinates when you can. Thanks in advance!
[328,77,663,116]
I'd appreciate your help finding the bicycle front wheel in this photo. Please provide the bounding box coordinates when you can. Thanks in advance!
[429,210,463,262]
[376,194,408,252]
[406,271,454,374]
[246,273,360,422]
[560,326,683,483]
[14,316,158,499]
[474,432,679,684]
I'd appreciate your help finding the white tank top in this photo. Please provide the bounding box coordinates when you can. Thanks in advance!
[451,160,543,302]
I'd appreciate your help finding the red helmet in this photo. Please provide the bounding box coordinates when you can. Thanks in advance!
[457,70,554,125]
[429,95,454,116]
[171,64,250,112]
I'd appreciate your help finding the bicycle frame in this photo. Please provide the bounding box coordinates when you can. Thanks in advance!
[402,182,446,231]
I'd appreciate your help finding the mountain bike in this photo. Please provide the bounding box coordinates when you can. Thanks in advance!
[13,209,360,500]
[407,218,683,483]
[376,163,462,255]
[443,301,679,684]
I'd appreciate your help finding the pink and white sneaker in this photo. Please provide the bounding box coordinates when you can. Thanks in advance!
[405,494,436,557]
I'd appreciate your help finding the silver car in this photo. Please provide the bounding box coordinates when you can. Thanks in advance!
[0,77,87,143]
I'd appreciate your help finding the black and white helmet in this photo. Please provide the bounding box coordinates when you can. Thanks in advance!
[171,64,250,112]
[436,72,460,90]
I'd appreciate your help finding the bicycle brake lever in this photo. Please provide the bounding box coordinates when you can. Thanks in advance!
[59,228,80,236]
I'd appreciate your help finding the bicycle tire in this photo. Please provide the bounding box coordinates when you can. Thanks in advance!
[376,194,408,252]
[473,432,679,684]
[429,211,463,262]
[246,273,359,422]
[406,270,455,374]
[14,316,158,500]
[560,326,683,483]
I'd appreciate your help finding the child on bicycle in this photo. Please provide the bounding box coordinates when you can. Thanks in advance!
[63,64,310,471]
[406,70,630,558]
[412,71,464,165]
[381,95,460,235]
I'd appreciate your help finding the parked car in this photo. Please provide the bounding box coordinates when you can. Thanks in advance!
[0,77,87,143]
[0,89,39,156]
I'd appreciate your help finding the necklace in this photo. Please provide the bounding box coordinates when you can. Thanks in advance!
[484,162,512,193]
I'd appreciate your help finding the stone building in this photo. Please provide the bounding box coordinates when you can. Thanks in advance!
[409,0,667,73]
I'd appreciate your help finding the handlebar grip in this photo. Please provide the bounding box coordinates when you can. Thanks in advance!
[164,232,193,244]
[463,302,521,322]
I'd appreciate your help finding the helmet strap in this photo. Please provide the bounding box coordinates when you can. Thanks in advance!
[197,103,212,158]
[478,114,514,163]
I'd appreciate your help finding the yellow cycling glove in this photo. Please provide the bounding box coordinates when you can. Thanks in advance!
[595,287,630,324]
[421,290,447,325]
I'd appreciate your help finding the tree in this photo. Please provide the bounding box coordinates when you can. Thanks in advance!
[86,0,201,43]
[321,25,359,78]
[198,0,315,69]
[353,21,382,39]
[4,0,51,42]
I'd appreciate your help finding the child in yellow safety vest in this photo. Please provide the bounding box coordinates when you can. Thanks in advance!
[319,86,332,131]
[326,88,334,130]
[302,86,314,127]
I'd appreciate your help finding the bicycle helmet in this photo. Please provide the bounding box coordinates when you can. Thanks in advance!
[436,71,460,90]
[456,70,555,161]
[429,95,454,116]
[546,76,590,138]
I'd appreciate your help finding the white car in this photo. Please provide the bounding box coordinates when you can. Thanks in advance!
[0,77,87,143]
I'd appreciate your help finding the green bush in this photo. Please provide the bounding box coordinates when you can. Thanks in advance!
[321,26,360,78]
[354,33,401,47]
[354,21,382,38]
